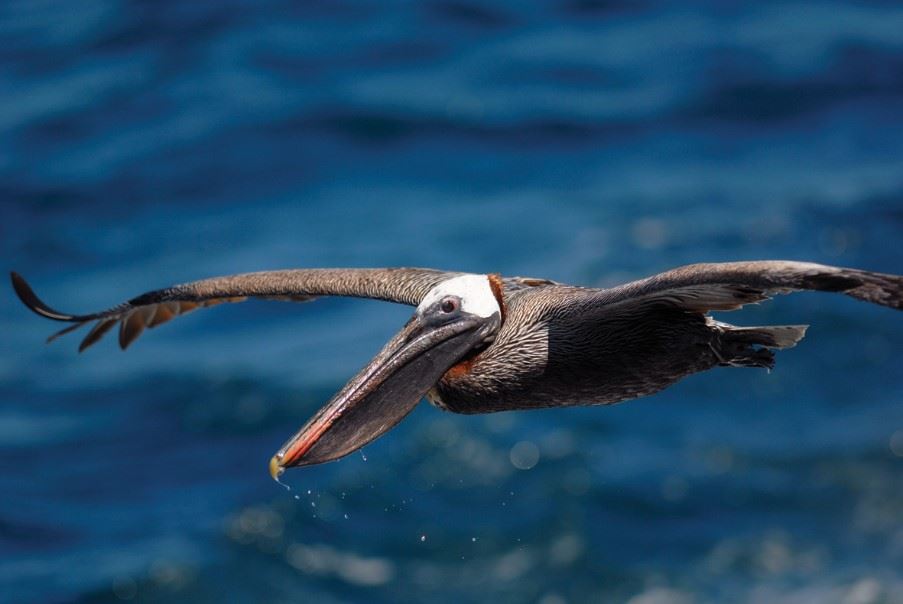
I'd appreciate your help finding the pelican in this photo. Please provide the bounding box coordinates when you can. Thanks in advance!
[10,261,902,480]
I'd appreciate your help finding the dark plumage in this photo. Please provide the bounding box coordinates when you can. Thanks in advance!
[11,261,902,472]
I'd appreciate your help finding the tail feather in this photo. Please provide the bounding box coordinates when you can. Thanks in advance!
[724,324,809,350]
[714,322,809,370]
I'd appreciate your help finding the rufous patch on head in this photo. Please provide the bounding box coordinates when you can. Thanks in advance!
[444,356,476,380]
[487,273,506,324]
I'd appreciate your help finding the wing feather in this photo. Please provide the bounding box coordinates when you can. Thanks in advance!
[12,268,459,351]
[596,261,902,312]
[147,302,177,328]
[80,318,117,352]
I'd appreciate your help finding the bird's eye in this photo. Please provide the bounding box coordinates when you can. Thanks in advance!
[440,297,459,313]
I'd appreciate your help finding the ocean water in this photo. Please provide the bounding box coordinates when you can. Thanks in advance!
[2,1,903,602]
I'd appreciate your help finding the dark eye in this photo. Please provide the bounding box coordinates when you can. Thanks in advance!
[440,297,459,313]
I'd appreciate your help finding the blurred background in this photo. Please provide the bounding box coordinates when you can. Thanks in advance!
[2,1,902,602]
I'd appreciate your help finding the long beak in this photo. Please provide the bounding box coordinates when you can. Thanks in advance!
[270,312,494,478]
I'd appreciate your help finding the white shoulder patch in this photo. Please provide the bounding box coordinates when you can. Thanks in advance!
[418,274,500,318]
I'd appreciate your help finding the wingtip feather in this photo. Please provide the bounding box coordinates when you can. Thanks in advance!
[846,270,903,310]
[79,318,117,352]
[10,271,79,321]
[46,321,88,344]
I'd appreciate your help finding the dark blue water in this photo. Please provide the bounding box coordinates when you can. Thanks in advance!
[2,1,903,602]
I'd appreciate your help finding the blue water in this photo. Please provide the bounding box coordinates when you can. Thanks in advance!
[2,1,903,602]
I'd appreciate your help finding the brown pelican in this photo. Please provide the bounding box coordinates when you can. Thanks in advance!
[10,261,902,480]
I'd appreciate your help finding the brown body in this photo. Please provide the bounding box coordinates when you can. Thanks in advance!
[432,287,719,412]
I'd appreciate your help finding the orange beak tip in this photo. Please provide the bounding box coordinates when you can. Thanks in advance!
[269,454,286,484]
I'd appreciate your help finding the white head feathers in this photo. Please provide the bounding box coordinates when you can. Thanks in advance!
[418,274,500,318]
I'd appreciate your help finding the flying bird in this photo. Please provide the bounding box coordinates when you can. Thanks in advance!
[10,261,902,480]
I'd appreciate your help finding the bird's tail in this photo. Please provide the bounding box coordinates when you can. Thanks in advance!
[712,322,809,370]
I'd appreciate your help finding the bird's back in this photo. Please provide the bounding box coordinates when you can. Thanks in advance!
[430,286,718,413]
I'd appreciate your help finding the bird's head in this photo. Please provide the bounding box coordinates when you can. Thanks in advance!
[270,274,503,478]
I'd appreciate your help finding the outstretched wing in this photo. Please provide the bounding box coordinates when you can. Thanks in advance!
[595,261,902,312]
[11,268,461,351]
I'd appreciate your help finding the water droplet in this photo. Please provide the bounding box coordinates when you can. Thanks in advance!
[306,489,311,495]
[509,441,540,470]
[420,535,427,542]
[311,502,316,508]
[293,495,300,500]
[890,430,903,457]
[472,537,477,542]
[344,513,349,519]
